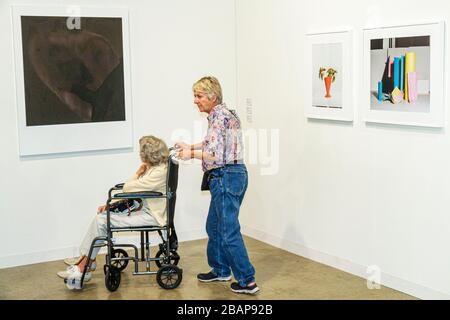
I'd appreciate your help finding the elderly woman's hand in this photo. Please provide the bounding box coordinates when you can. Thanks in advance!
[136,163,148,177]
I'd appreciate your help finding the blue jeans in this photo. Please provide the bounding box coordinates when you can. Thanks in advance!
[206,164,255,286]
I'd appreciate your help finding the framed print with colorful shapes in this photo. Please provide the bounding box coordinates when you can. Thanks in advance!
[363,21,445,127]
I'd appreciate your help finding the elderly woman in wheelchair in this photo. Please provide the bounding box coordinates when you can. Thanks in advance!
[57,135,182,291]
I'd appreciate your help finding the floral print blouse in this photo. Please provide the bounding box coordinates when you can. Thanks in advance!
[202,103,244,172]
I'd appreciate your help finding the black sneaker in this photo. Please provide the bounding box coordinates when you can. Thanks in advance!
[230,282,260,294]
[197,271,232,282]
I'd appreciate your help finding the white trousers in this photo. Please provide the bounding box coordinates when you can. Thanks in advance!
[79,210,158,259]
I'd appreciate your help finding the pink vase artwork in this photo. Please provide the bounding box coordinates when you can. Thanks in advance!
[408,72,418,103]
[324,76,332,98]
[319,67,337,99]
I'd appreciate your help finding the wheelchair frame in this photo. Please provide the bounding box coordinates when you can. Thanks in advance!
[75,152,182,291]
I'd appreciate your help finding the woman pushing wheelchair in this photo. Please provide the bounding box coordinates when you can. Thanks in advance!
[175,76,259,295]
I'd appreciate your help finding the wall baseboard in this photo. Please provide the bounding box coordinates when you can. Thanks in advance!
[0,229,207,269]
[241,225,450,300]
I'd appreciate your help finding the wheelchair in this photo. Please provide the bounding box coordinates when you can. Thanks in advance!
[70,151,182,292]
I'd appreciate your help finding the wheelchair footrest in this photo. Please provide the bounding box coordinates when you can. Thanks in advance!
[133,271,158,276]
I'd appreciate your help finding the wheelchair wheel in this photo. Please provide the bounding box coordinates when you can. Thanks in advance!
[156,264,183,290]
[105,266,121,292]
[111,248,129,271]
[155,249,180,268]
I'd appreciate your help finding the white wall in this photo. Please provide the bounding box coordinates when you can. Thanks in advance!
[236,0,450,299]
[0,0,237,267]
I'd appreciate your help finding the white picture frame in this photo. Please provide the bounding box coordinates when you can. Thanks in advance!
[11,5,133,156]
[305,30,353,121]
[363,21,445,127]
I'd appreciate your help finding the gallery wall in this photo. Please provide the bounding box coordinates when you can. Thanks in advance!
[0,0,237,267]
[236,0,450,299]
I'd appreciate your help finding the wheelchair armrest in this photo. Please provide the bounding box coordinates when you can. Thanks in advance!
[108,183,125,198]
[113,191,164,199]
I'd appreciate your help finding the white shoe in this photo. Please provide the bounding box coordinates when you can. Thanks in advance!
[57,265,92,282]
[64,257,96,271]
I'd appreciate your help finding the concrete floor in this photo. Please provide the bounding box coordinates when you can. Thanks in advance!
[0,237,416,300]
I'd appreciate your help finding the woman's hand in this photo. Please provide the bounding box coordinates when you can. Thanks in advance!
[136,163,148,177]
[176,148,194,160]
[175,141,190,150]
[175,141,194,160]
[97,205,106,214]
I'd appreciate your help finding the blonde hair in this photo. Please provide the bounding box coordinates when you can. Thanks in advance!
[192,76,223,104]
[139,135,169,166]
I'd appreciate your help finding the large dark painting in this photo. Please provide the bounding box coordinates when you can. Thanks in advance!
[21,16,125,126]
